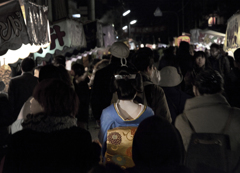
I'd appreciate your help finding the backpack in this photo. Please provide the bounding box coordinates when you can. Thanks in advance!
[184,109,239,172]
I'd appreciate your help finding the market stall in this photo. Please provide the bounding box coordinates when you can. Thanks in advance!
[34,19,87,66]
[190,28,225,51]
[0,0,50,92]
[224,13,240,56]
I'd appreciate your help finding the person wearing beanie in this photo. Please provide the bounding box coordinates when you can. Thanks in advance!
[90,41,130,125]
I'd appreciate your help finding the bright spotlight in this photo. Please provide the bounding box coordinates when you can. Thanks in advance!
[72,14,81,18]
[140,44,144,48]
[130,20,137,25]
[122,25,128,30]
[123,10,131,16]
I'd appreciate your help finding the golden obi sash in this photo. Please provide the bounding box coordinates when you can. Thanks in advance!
[105,126,137,169]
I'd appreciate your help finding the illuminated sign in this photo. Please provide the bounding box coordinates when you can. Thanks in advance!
[177,36,190,46]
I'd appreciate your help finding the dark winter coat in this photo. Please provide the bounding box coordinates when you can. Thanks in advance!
[136,72,172,123]
[161,87,192,124]
[3,113,97,173]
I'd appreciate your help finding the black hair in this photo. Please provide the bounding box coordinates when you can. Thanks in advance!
[194,51,206,59]
[21,57,35,72]
[53,55,66,67]
[111,66,143,100]
[234,48,240,63]
[0,81,5,91]
[210,43,220,50]
[33,79,79,117]
[110,55,122,64]
[179,41,190,52]
[194,69,224,95]
[132,116,184,167]
[71,63,85,77]
[132,47,154,71]
[38,64,72,86]
[193,51,210,69]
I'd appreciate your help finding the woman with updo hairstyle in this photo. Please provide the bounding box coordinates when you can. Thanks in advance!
[3,79,98,173]
[99,65,154,162]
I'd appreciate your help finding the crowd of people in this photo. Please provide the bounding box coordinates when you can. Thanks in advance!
[0,40,240,173]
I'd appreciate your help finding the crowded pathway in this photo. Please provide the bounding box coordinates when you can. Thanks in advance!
[1,41,240,173]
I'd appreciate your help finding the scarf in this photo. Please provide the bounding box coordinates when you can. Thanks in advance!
[22,113,77,133]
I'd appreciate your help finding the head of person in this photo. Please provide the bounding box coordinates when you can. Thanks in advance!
[234,48,240,68]
[0,81,5,92]
[30,79,79,117]
[82,55,91,68]
[109,41,130,64]
[71,63,85,78]
[53,55,66,67]
[194,51,207,68]
[112,65,143,100]
[132,47,154,75]
[178,41,190,53]
[38,64,72,87]
[193,69,224,96]
[132,116,184,167]
[21,57,35,73]
[210,43,220,58]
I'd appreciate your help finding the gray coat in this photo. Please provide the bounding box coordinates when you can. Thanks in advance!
[175,93,240,155]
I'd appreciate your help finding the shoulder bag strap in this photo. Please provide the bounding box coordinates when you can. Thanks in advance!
[183,113,196,133]
[222,108,233,134]
[142,81,154,106]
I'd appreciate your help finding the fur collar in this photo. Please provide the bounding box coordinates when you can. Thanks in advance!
[22,113,77,133]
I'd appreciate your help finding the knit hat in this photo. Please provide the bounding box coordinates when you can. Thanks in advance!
[159,66,183,87]
[132,116,184,167]
[110,42,129,59]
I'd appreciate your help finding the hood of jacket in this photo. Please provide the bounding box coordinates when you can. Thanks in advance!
[184,93,229,112]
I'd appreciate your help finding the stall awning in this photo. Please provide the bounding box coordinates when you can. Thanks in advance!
[224,13,240,54]
[190,28,225,49]
[0,0,50,65]
[33,19,87,62]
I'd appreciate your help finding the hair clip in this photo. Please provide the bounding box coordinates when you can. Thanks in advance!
[121,58,128,67]
[114,74,136,80]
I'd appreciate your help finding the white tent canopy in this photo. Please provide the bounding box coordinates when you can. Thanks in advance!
[0,0,50,66]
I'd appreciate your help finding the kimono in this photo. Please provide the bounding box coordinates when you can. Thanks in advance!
[99,103,154,158]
